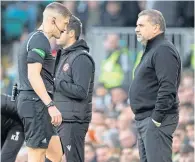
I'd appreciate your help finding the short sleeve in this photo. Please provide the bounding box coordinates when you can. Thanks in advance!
[27,32,51,64]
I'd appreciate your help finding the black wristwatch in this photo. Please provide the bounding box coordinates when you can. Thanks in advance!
[46,101,55,108]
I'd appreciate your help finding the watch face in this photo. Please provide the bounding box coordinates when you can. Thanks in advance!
[47,101,54,108]
[51,101,55,106]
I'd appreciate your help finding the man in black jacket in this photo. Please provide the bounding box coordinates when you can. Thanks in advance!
[53,15,95,162]
[129,10,181,162]
[1,94,24,162]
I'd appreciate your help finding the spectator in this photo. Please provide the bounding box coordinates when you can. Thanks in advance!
[96,144,111,162]
[174,125,187,144]
[95,124,109,144]
[180,144,194,162]
[85,142,97,162]
[185,121,194,147]
[120,148,133,162]
[107,156,120,162]
[105,112,118,129]
[99,34,130,89]
[120,148,140,162]
[179,105,193,125]
[119,129,136,149]
[117,113,131,131]
[172,134,183,162]
[100,1,126,27]
[152,1,182,27]
[62,1,76,14]
[179,70,194,104]
[103,128,120,150]
[120,106,135,123]
[121,1,141,26]
[178,1,194,27]
[109,87,128,112]
[93,83,111,111]
[182,44,194,70]
[91,110,105,126]
[86,1,101,29]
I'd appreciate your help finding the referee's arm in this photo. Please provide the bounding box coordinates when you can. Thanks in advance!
[27,42,52,105]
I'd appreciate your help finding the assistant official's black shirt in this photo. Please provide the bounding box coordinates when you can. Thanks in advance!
[53,39,95,122]
[17,30,55,93]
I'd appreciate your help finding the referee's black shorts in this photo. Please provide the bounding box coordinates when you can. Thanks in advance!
[17,91,57,149]
[57,122,89,162]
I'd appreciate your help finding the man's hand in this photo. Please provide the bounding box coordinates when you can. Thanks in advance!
[48,106,62,126]
[152,118,161,127]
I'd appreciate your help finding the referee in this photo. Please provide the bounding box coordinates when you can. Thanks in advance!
[16,2,71,162]
[53,15,95,162]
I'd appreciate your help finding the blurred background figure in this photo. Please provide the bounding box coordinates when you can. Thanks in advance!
[96,144,111,162]
[100,1,125,27]
[85,142,97,162]
[120,148,139,162]
[1,1,194,162]
[99,34,130,89]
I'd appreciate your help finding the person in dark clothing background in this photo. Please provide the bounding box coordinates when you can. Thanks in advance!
[100,1,126,27]
[53,15,95,162]
[122,1,141,27]
[1,94,24,162]
[129,9,181,162]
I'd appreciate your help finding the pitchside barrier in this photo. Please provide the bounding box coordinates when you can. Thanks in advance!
[86,27,194,83]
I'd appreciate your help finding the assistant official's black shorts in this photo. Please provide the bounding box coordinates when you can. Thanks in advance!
[17,91,57,149]
[1,123,24,162]
[57,122,89,162]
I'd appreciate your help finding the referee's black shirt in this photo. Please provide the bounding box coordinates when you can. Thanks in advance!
[17,31,55,93]
[129,33,181,123]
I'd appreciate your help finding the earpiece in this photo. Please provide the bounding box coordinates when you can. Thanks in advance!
[52,17,56,24]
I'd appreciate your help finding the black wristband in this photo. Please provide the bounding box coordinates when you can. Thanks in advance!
[46,101,55,108]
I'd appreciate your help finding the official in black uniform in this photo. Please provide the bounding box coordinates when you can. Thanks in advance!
[54,15,95,162]
[1,94,24,162]
[16,2,71,162]
[129,10,181,162]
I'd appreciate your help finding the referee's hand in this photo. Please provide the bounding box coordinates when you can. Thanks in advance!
[48,106,62,126]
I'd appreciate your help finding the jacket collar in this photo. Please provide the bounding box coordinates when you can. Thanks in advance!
[145,32,165,51]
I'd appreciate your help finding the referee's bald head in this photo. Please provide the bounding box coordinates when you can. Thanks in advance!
[44,2,72,18]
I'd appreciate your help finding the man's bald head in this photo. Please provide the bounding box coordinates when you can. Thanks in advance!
[41,2,72,39]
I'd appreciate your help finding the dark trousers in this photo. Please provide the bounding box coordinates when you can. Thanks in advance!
[57,122,89,162]
[1,124,24,162]
[135,114,179,162]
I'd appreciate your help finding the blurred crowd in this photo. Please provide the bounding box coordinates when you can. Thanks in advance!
[1,1,194,162]
[1,1,194,43]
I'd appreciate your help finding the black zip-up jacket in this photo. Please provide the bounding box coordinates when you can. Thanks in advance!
[54,39,95,123]
[129,33,181,123]
[1,94,23,136]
